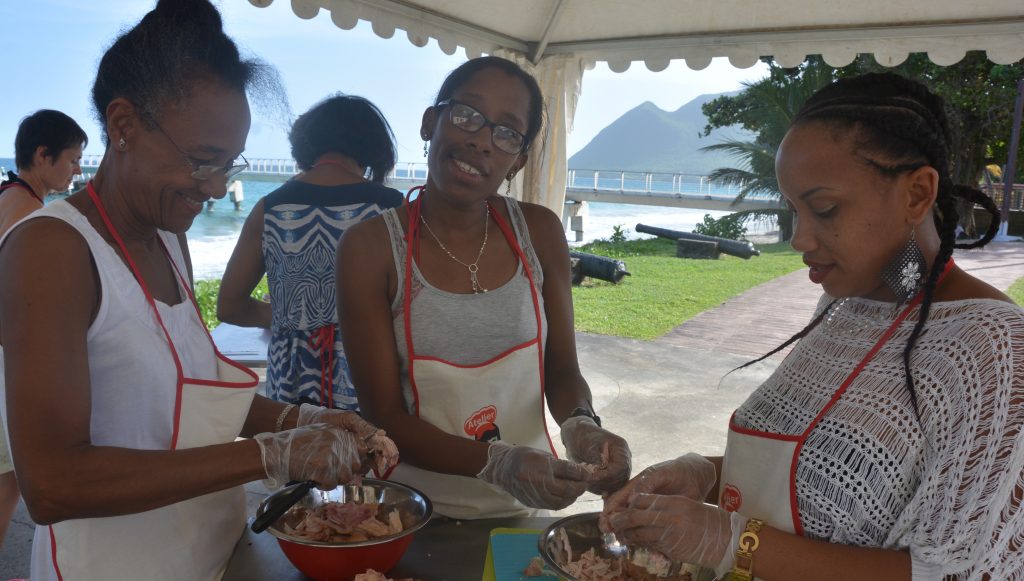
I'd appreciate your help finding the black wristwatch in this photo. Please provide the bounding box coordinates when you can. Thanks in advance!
[569,406,602,427]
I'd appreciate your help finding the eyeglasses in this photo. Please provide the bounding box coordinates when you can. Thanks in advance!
[149,119,248,181]
[437,99,527,155]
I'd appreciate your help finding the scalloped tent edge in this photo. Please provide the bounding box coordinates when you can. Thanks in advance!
[247,0,1024,216]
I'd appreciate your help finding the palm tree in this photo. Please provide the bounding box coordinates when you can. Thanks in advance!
[699,59,835,241]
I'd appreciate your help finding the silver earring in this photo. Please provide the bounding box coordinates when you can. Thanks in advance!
[505,173,514,196]
[881,228,926,303]
[118,138,126,150]
[423,139,429,158]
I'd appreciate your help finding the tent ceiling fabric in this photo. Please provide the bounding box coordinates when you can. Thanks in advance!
[251,0,1024,69]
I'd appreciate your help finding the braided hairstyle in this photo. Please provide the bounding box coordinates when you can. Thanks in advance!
[737,72,1001,413]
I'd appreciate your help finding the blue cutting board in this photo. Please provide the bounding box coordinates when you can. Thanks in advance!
[482,528,559,581]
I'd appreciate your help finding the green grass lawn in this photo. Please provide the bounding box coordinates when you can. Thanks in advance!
[193,239,805,338]
[1009,277,1024,305]
[571,238,804,340]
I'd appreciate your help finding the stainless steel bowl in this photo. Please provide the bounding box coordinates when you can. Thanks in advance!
[256,478,432,547]
[537,512,716,580]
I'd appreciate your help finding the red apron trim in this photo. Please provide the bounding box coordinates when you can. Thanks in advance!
[85,181,256,450]
[309,324,337,408]
[782,260,956,534]
[48,525,64,581]
[727,411,801,442]
[401,186,554,456]
[412,337,541,369]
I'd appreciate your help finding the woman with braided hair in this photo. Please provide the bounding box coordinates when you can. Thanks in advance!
[602,72,1024,580]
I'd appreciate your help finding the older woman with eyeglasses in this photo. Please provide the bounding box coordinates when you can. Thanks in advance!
[0,1,394,579]
[336,56,632,519]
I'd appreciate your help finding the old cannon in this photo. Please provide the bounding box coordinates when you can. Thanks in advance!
[635,224,760,259]
[569,251,630,285]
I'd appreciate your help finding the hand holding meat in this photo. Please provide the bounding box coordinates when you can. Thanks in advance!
[476,441,588,510]
[603,453,717,519]
[296,404,399,473]
[559,415,632,495]
[607,493,734,569]
[254,424,365,490]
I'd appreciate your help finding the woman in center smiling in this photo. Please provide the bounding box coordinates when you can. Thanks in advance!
[337,56,631,518]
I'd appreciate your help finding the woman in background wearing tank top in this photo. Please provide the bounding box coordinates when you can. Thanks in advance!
[0,108,86,548]
[337,56,632,519]
[218,94,403,411]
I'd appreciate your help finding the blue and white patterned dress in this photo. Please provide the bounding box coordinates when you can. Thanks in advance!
[262,180,403,409]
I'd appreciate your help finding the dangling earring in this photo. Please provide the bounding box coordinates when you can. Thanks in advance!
[880,227,926,303]
[118,138,126,151]
[505,172,514,196]
[422,135,429,158]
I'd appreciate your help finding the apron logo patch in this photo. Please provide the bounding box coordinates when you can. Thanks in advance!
[464,405,501,442]
[721,483,742,512]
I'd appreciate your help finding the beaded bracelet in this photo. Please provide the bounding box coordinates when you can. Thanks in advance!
[274,403,297,433]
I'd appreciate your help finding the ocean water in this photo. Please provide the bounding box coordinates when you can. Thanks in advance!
[185,180,738,280]
[0,158,763,281]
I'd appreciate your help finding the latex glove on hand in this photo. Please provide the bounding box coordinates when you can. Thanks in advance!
[559,415,631,495]
[603,453,717,518]
[477,441,588,510]
[296,404,399,474]
[254,424,365,490]
[607,493,746,571]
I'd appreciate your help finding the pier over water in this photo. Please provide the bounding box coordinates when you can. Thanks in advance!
[77,157,781,213]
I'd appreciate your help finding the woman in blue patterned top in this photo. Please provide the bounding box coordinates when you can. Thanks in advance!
[219,94,402,409]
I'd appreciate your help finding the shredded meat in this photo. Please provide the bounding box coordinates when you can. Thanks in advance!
[283,501,403,543]
[353,569,422,581]
[555,529,696,581]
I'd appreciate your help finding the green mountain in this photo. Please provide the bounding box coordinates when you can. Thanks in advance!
[568,93,750,175]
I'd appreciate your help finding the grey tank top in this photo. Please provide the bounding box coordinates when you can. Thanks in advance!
[383,196,547,412]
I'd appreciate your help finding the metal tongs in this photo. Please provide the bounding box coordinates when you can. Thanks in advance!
[250,480,317,533]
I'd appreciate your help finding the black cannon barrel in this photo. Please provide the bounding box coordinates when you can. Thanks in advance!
[569,251,631,283]
[635,223,760,259]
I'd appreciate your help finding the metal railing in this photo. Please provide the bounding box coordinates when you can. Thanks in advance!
[74,155,1024,210]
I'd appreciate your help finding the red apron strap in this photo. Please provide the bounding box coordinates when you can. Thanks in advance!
[787,259,957,533]
[85,181,187,449]
[309,324,337,408]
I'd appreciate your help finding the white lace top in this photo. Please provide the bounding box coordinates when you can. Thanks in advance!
[734,296,1024,579]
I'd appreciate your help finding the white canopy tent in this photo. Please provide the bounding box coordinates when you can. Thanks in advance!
[247,0,1024,216]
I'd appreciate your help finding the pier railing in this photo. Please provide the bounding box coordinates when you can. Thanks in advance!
[74,156,1024,212]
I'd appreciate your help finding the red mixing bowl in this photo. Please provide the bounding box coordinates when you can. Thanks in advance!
[257,479,432,581]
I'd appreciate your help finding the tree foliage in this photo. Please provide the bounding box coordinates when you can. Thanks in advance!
[700,53,1024,239]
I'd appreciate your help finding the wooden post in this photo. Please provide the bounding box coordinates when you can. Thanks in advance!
[998,79,1024,240]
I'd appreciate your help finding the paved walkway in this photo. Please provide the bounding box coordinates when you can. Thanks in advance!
[660,241,1024,359]
[1,242,1020,578]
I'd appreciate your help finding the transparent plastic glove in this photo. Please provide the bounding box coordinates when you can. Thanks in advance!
[603,453,716,514]
[559,415,632,495]
[254,423,364,490]
[476,441,589,510]
[607,493,734,569]
[296,404,399,474]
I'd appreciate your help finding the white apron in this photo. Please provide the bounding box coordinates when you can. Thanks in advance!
[39,184,259,581]
[719,265,952,577]
[383,190,555,519]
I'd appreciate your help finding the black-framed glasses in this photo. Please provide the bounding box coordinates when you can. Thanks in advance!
[437,99,527,155]
[149,119,248,181]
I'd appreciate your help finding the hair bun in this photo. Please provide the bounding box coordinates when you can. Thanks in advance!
[151,0,224,31]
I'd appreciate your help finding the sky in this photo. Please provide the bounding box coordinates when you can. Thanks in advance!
[0,0,768,164]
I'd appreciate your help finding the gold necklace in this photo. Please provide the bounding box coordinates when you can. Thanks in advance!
[420,205,490,294]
